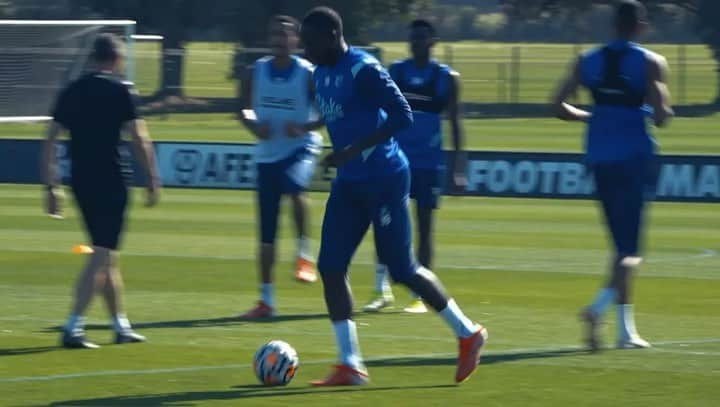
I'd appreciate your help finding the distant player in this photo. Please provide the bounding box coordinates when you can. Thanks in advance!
[551,0,673,351]
[238,15,323,319]
[301,7,487,385]
[363,19,466,314]
[42,34,160,348]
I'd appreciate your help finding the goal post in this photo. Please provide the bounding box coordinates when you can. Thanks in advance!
[0,19,136,123]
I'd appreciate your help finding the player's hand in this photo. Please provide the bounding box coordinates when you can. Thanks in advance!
[285,122,305,138]
[451,152,468,194]
[322,147,354,169]
[252,122,271,140]
[145,178,160,208]
[45,186,64,219]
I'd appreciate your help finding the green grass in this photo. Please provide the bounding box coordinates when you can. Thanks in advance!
[0,185,719,406]
[130,41,718,104]
[4,113,720,155]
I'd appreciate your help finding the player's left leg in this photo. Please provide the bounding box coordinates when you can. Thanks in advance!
[374,170,487,383]
[93,189,144,344]
[312,180,371,386]
[285,147,319,283]
[405,168,443,313]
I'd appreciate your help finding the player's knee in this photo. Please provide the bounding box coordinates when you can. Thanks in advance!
[386,263,417,284]
[317,256,344,278]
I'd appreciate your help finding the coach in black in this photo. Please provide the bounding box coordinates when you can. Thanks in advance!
[41,33,160,349]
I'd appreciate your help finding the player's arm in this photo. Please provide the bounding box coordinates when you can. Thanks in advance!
[550,57,591,122]
[238,65,270,139]
[125,119,159,207]
[447,71,466,190]
[41,120,65,218]
[325,63,413,167]
[646,53,674,128]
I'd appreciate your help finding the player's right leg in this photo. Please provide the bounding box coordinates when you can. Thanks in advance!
[241,162,282,319]
[312,180,371,386]
[610,160,652,349]
[372,169,487,383]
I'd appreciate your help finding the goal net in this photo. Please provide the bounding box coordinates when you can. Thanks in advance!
[0,20,136,123]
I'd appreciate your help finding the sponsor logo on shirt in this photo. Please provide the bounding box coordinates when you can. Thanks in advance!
[260,96,297,111]
[316,95,344,122]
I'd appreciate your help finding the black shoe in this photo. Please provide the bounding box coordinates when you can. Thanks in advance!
[61,330,100,349]
[115,330,146,344]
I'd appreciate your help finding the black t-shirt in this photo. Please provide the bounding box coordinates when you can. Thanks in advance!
[52,73,138,187]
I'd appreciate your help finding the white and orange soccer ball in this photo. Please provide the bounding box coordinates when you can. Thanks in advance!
[253,340,299,386]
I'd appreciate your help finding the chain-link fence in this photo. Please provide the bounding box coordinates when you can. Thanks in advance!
[133,42,718,106]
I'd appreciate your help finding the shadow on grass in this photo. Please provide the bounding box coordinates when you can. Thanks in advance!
[42,313,329,333]
[366,347,586,368]
[0,346,58,357]
[47,383,457,406]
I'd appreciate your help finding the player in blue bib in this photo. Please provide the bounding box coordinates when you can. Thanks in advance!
[300,7,486,386]
[551,0,673,351]
[363,19,465,314]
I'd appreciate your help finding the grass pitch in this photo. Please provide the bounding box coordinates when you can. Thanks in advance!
[0,184,718,406]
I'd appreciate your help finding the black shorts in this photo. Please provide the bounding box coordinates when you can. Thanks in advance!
[592,157,657,256]
[71,183,128,250]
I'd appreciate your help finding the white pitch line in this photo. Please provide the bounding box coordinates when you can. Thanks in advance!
[1,339,718,384]
[2,247,717,279]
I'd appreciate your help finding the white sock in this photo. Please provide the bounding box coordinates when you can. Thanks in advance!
[297,237,311,260]
[374,263,391,294]
[64,314,84,334]
[439,299,477,338]
[111,313,132,334]
[260,283,274,308]
[617,304,639,340]
[588,288,616,317]
[332,320,365,370]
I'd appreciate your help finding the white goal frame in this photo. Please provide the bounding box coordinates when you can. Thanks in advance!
[0,20,136,123]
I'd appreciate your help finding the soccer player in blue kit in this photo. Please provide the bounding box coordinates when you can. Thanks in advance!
[363,19,466,314]
[300,7,487,386]
[551,0,673,351]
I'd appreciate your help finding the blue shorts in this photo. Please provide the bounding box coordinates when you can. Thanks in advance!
[256,147,317,244]
[592,157,657,256]
[317,169,417,283]
[410,168,445,209]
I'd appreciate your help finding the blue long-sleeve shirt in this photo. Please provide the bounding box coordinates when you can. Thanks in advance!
[314,47,412,180]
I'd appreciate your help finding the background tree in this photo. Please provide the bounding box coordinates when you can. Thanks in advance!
[70,0,227,98]
[502,0,720,104]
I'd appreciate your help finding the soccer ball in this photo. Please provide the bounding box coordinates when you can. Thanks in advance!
[253,340,299,386]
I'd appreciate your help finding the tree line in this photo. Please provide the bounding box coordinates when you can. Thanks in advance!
[1,0,718,104]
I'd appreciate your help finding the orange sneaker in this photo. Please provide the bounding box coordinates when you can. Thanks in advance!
[240,301,274,320]
[455,325,488,383]
[310,364,369,386]
[294,257,318,283]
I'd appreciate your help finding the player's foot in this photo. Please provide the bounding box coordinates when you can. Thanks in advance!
[455,325,488,383]
[294,257,318,283]
[403,298,428,314]
[115,330,146,345]
[310,364,369,386]
[240,301,275,320]
[617,336,651,349]
[580,307,601,352]
[60,330,100,349]
[362,292,395,312]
